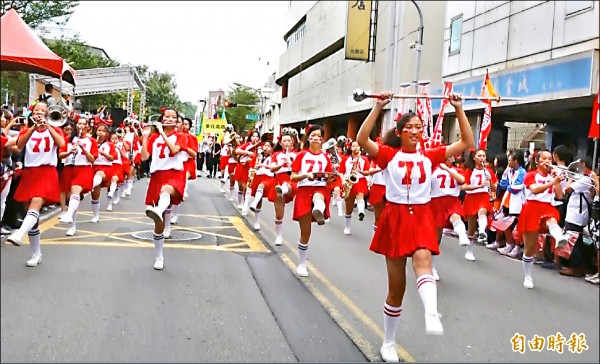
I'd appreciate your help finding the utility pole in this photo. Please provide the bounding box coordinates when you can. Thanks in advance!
[410,0,424,112]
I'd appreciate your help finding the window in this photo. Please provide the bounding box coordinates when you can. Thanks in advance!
[566,1,593,17]
[449,16,462,55]
[285,19,306,48]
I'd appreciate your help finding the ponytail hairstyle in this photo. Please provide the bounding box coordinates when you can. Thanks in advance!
[382,112,420,149]
[464,149,484,170]
[301,124,324,150]
[157,107,179,125]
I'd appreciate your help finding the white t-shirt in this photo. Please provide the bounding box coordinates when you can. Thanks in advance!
[147,132,186,173]
[524,171,556,204]
[431,165,462,198]
[22,128,60,167]
[565,176,593,227]
[292,149,333,188]
[64,136,98,166]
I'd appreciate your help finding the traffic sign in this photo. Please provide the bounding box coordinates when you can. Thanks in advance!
[245,114,260,121]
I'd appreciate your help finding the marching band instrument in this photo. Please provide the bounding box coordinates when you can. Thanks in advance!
[247,147,263,187]
[343,153,361,199]
[284,147,294,175]
[70,128,84,166]
[548,162,596,188]
[483,168,495,203]
[322,138,341,177]
[47,104,68,127]
[352,89,525,103]
[116,127,125,138]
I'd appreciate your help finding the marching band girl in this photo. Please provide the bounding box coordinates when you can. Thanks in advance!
[367,161,386,236]
[171,117,198,225]
[290,124,335,277]
[339,141,371,235]
[7,101,66,267]
[269,132,298,246]
[462,149,497,244]
[117,129,133,200]
[108,132,126,210]
[219,136,231,192]
[1,109,18,227]
[90,124,117,223]
[226,134,243,200]
[327,143,345,218]
[141,108,187,270]
[356,92,473,362]
[429,156,469,280]
[122,119,138,196]
[58,117,98,236]
[248,140,275,231]
[237,131,260,213]
[516,150,569,289]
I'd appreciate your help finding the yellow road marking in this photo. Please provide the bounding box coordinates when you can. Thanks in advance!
[228,216,269,253]
[17,240,256,253]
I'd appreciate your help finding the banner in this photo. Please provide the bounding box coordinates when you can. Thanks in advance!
[589,85,599,139]
[416,81,433,148]
[198,117,227,143]
[478,70,498,150]
[344,0,372,61]
[429,81,453,148]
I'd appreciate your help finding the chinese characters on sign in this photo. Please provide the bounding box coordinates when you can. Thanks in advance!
[511,333,588,354]
[352,0,366,10]
[344,0,372,61]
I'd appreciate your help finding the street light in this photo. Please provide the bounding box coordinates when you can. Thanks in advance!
[233,82,276,133]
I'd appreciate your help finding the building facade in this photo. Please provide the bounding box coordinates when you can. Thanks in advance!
[439,1,599,157]
[276,1,448,140]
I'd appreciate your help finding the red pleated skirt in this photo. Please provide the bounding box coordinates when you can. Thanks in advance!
[293,186,330,222]
[348,178,369,197]
[112,163,125,184]
[60,165,94,194]
[268,173,296,203]
[250,174,273,197]
[14,166,60,203]
[369,184,386,205]
[219,156,229,171]
[234,163,250,183]
[145,169,186,206]
[93,165,114,188]
[430,195,465,229]
[463,192,493,216]
[516,200,560,234]
[326,177,343,191]
[184,159,197,180]
[370,202,440,258]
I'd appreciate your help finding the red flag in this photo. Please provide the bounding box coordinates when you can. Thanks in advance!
[430,81,453,148]
[478,70,496,150]
[589,86,599,139]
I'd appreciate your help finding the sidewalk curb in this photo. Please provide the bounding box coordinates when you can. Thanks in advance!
[39,207,62,224]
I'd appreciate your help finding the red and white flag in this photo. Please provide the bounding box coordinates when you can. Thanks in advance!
[478,70,498,150]
[589,85,599,139]
[429,81,453,148]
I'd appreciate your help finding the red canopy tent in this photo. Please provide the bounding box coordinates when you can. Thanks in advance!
[0,8,75,85]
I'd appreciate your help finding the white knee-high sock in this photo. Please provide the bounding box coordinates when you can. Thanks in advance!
[522,255,534,279]
[238,191,244,205]
[383,303,402,344]
[91,199,100,217]
[254,188,264,203]
[243,191,252,210]
[126,180,134,193]
[70,211,77,232]
[298,242,309,266]
[18,210,40,236]
[279,183,289,196]
[345,214,352,229]
[113,186,121,204]
[452,220,468,241]
[108,182,117,197]
[432,255,439,271]
[92,175,102,188]
[416,274,439,315]
[275,219,283,238]
[171,204,180,220]
[477,215,487,235]
[313,198,325,213]
[254,209,261,225]
[28,226,41,255]
[153,232,164,259]
[357,199,365,214]
[1,178,11,220]
[66,194,80,218]
[164,206,172,231]
[336,199,344,214]
[548,224,565,241]
[156,192,171,215]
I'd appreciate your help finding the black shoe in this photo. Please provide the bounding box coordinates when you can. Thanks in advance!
[358,212,365,221]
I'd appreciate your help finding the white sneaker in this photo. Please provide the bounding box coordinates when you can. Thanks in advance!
[432,268,440,281]
[497,246,512,255]
[113,198,119,206]
[6,231,23,246]
[106,203,113,211]
[66,226,76,236]
[145,206,163,224]
[220,187,226,193]
[344,227,351,235]
[237,203,243,210]
[229,196,236,202]
[26,253,43,267]
[90,215,100,223]
[59,213,73,224]
[325,218,330,223]
[465,251,476,261]
[121,190,127,198]
[337,210,344,217]
[458,235,470,246]
[380,342,399,363]
[170,216,178,225]
[477,232,487,244]
[241,209,248,216]
[424,313,444,335]
[275,236,283,246]
[184,190,189,199]
[164,228,171,239]
[523,276,534,289]
[153,257,164,270]
[125,189,132,197]
[57,211,66,219]
[253,221,261,231]
[296,264,309,277]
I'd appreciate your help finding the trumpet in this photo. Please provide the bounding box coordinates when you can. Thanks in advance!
[548,162,596,188]
[132,120,140,129]
[31,114,47,127]
[352,89,526,103]
[116,127,125,137]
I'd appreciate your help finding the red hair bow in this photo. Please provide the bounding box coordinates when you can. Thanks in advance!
[160,106,166,113]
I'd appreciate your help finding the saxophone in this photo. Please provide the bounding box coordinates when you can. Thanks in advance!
[343,153,361,199]
[247,147,263,187]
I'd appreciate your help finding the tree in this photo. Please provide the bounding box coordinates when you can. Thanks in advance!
[143,70,180,117]
[224,86,260,133]
[1,1,79,29]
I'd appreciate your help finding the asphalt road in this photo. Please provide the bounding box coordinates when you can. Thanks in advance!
[0,177,366,363]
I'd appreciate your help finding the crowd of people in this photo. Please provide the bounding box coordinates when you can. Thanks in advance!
[2,89,599,363]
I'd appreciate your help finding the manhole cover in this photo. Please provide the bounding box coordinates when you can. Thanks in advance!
[131,230,203,241]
